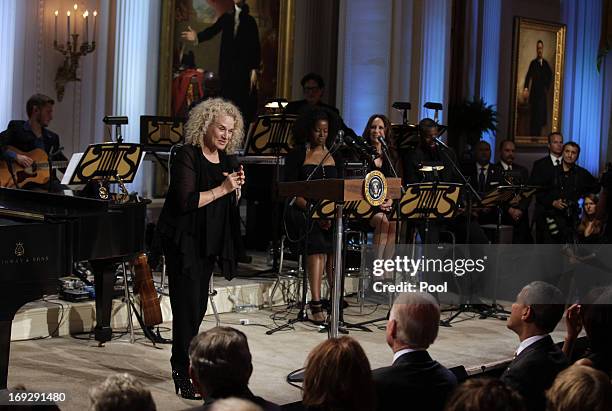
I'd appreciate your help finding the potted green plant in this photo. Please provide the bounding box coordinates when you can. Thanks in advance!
[448,97,498,160]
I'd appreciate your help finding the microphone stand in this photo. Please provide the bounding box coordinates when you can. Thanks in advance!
[432,133,488,327]
[268,135,344,335]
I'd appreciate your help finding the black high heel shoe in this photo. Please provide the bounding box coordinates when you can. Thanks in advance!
[309,300,326,325]
[172,369,202,400]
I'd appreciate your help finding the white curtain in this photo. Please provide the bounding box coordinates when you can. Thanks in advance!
[112,0,161,195]
[561,0,604,174]
[418,0,452,122]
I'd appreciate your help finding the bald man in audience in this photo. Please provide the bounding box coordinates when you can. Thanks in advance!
[502,281,569,411]
[372,292,457,411]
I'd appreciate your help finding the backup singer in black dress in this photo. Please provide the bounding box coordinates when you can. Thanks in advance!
[157,98,246,399]
[362,114,398,260]
[284,108,343,324]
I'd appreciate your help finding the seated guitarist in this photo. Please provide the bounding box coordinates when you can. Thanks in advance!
[0,94,67,192]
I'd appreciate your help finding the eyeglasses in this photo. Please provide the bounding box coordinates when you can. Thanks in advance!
[304,86,320,92]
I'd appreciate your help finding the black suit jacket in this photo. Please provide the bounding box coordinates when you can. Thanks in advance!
[530,156,560,215]
[402,144,460,185]
[197,7,260,122]
[372,350,457,411]
[469,162,500,194]
[501,335,569,411]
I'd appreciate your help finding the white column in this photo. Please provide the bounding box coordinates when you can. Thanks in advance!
[0,0,18,130]
[112,0,161,195]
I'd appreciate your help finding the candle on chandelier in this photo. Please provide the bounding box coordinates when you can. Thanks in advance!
[54,10,58,43]
[66,11,70,41]
[93,10,97,42]
[84,11,89,43]
[73,4,78,34]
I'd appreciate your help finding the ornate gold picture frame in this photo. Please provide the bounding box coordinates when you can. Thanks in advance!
[157,0,295,116]
[510,17,566,146]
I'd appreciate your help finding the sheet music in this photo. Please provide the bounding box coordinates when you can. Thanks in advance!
[61,152,84,186]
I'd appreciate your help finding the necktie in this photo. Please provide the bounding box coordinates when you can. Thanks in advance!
[478,167,486,192]
[556,159,561,166]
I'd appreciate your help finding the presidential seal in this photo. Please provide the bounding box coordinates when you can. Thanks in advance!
[364,170,387,206]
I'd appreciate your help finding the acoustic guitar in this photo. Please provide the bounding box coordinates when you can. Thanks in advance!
[0,146,68,188]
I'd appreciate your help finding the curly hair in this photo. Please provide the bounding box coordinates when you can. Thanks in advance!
[184,98,244,154]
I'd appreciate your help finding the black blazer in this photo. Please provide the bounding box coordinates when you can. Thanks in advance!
[530,156,561,215]
[372,350,457,411]
[492,162,530,212]
[468,162,501,193]
[501,335,569,411]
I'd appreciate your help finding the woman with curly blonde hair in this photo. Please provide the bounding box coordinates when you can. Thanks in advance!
[157,98,246,400]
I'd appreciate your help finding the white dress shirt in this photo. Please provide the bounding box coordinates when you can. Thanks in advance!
[393,348,424,363]
[550,154,561,166]
[515,334,548,357]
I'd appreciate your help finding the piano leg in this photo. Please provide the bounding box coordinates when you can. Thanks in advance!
[91,260,117,345]
[0,318,13,389]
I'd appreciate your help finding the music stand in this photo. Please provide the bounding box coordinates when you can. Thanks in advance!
[476,184,538,319]
[68,143,144,200]
[346,183,462,330]
[242,114,297,275]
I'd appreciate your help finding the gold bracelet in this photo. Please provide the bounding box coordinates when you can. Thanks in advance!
[211,189,216,201]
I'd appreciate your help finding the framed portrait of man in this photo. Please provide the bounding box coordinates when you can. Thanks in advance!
[157,0,295,122]
[510,17,566,146]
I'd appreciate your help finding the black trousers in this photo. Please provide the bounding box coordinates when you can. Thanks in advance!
[163,240,214,375]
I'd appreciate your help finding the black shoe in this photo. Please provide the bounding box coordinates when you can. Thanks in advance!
[172,370,202,400]
[321,298,349,311]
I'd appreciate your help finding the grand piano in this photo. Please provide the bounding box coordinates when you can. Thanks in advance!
[0,187,147,388]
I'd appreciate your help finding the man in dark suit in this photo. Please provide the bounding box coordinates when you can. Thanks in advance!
[501,281,569,411]
[181,0,261,125]
[0,93,67,192]
[468,140,501,227]
[187,327,280,411]
[372,292,457,411]
[492,140,532,243]
[530,132,564,243]
[523,40,553,136]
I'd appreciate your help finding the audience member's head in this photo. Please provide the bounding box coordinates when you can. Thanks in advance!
[545,365,612,411]
[581,287,612,357]
[88,373,156,411]
[507,281,565,338]
[387,292,440,351]
[300,72,325,105]
[444,378,526,411]
[547,132,564,156]
[189,327,253,399]
[562,142,580,166]
[209,397,264,411]
[498,140,516,166]
[473,140,492,166]
[303,336,374,411]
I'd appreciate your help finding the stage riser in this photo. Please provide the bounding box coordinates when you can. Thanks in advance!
[11,276,360,341]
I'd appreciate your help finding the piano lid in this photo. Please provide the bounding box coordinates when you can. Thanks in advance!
[0,187,109,220]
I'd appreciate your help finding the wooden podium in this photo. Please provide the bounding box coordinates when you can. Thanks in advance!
[278,178,402,338]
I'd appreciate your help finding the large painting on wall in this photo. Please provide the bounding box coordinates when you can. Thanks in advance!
[510,17,566,146]
[157,0,294,122]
